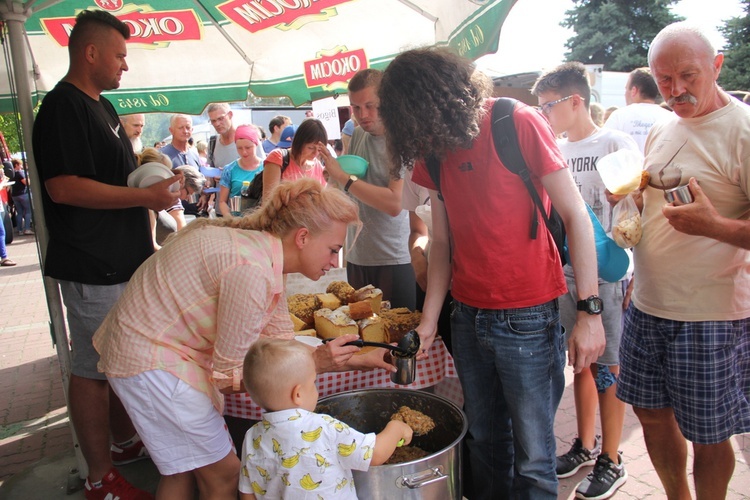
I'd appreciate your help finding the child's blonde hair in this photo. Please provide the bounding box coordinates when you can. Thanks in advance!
[138,147,171,168]
[243,338,314,410]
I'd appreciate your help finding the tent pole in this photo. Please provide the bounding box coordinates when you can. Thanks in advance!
[0,1,88,481]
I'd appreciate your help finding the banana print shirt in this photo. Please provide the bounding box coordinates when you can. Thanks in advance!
[239,408,376,499]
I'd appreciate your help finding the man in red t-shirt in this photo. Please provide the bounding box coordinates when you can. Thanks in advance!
[378,47,605,500]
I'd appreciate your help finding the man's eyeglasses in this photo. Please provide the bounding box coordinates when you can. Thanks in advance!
[537,95,574,115]
[210,113,228,125]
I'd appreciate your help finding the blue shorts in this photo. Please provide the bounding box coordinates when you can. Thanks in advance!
[617,305,750,444]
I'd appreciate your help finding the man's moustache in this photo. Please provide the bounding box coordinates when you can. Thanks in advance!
[668,93,698,106]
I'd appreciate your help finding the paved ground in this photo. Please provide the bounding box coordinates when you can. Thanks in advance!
[0,234,748,498]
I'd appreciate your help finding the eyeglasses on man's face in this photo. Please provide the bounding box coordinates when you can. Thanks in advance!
[537,95,575,115]
[209,113,228,125]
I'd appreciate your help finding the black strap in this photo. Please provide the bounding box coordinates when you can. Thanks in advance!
[425,154,442,201]
[280,148,291,172]
[208,135,217,168]
[491,97,552,240]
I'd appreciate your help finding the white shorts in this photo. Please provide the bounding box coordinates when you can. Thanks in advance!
[109,370,234,475]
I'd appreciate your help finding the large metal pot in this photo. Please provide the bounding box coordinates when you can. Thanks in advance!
[316,389,467,499]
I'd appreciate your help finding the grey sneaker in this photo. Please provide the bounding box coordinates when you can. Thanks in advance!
[556,436,601,478]
[575,452,628,500]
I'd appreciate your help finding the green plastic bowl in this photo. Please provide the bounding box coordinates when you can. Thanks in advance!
[337,155,368,177]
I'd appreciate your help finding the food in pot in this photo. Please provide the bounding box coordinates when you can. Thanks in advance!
[391,405,435,435]
[384,445,429,465]
[612,212,642,248]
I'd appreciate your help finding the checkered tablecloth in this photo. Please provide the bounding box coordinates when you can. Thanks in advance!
[224,338,462,420]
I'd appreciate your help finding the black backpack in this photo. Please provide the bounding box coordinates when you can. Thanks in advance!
[426,97,568,265]
[240,148,291,211]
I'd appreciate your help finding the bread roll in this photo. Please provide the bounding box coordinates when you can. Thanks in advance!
[288,294,321,325]
[326,281,355,304]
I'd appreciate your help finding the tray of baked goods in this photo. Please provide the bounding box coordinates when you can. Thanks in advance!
[288,280,421,354]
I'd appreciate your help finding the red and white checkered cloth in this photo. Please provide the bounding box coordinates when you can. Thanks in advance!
[224,338,462,420]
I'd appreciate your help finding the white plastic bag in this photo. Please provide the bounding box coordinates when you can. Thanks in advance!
[611,194,642,248]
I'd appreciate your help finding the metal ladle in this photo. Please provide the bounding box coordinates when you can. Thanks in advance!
[322,330,422,385]
[321,330,421,357]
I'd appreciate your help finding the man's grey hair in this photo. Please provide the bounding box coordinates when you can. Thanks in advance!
[206,103,231,114]
[169,114,192,127]
[648,22,716,65]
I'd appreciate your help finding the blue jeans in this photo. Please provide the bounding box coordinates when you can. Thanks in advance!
[13,193,31,231]
[451,299,565,500]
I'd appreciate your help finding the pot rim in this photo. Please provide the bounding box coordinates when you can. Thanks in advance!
[317,388,468,468]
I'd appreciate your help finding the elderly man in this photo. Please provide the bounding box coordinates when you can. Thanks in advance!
[162,114,206,215]
[616,22,750,500]
[161,114,201,169]
[31,9,179,499]
[120,113,145,154]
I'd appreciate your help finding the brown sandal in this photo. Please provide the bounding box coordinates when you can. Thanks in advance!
[1,258,16,267]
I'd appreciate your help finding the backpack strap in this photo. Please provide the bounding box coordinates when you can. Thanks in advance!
[491,97,551,240]
[280,148,291,172]
[425,154,442,201]
[207,135,218,168]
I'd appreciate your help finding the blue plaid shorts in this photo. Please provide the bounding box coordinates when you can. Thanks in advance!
[617,305,750,444]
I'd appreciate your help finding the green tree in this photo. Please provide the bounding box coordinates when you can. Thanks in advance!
[718,0,750,92]
[0,113,24,156]
[562,0,682,71]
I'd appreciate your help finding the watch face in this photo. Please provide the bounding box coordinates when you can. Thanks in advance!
[590,297,604,314]
[578,296,604,314]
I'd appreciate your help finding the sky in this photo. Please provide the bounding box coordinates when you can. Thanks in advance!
[476,0,745,76]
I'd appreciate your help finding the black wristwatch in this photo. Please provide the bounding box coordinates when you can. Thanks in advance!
[577,295,604,315]
[344,174,358,192]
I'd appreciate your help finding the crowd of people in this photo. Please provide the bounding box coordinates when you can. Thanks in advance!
[20,7,749,500]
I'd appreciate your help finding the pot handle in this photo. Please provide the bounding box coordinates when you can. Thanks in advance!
[398,466,448,489]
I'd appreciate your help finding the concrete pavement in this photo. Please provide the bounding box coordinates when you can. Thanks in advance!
[0,234,748,498]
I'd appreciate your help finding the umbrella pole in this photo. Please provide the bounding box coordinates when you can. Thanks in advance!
[0,2,88,482]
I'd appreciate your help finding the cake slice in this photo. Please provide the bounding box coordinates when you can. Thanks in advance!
[314,307,358,339]
[350,285,383,314]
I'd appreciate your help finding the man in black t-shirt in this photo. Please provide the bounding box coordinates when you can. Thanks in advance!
[32,10,179,499]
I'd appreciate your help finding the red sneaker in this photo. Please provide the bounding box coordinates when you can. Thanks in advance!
[84,468,153,500]
[111,439,150,466]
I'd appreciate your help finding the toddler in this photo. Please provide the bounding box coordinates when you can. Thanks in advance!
[239,338,412,499]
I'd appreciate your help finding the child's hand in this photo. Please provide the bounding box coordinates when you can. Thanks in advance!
[389,420,413,446]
